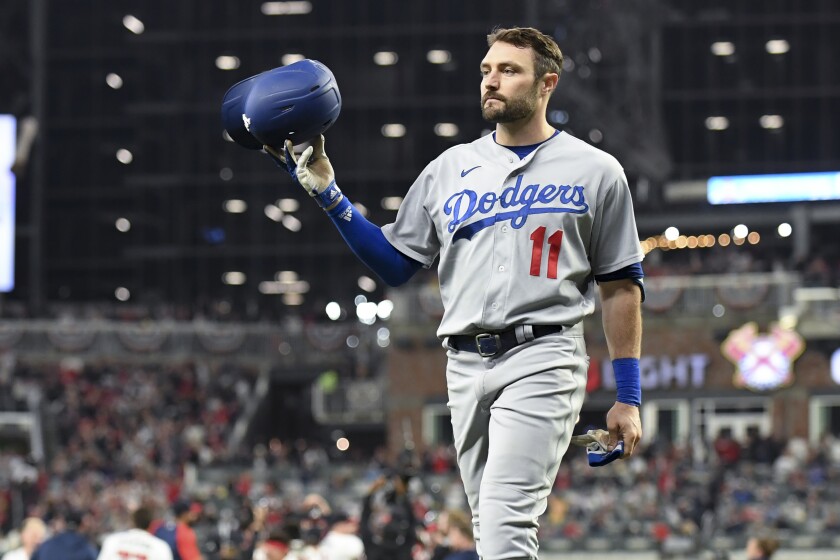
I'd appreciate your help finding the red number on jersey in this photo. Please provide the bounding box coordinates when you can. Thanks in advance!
[529,226,564,279]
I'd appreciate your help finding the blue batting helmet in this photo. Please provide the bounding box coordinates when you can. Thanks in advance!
[221,59,342,149]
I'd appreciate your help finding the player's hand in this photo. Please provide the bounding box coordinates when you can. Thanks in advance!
[606,402,642,458]
[264,134,335,196]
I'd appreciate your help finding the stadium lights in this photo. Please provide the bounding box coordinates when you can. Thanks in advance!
[264,205,283,222]
[261,1,312,15]
[115,218,131,232]
[374,51,398,66]
[259,279,310,294]
[639,228,765,254]
[381,124,406,138]
[276,270,298,282]
[282,215,302,232]
[281,53,305,66]
[356,301,378,324]
[549,110,569,125]
[588,129,603,143]
[377,327,390,348]
[220,168,233,181]
[215,56,241,70]
[223,199,247,213]
[358,276,377,292]
[354,202,369,217]
[325,302,342,320]
[122,15,145,34]
[766,39,790,55]
[377,300,394,320]
[778,223,792,237]
[427,50,452,64]
[705,116,729,131]
[115,287,131,301]
[282,293,304,305]
[105,73,123,89]
[276,198,299,212]
[222,271,246,285]
[435,123,459,137]
[760,115,784,129]
[381,196,403,210]
[710,41,735,56]
[116,149,133,164]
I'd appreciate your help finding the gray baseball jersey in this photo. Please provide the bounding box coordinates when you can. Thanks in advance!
[381,131,644,337]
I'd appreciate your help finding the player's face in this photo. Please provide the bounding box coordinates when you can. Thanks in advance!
[480,41,542,123]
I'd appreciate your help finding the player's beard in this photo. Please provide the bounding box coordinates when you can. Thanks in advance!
[481,81,540,123]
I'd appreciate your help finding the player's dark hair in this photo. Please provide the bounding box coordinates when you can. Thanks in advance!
[487,27,563,82]
[132,506,154,530]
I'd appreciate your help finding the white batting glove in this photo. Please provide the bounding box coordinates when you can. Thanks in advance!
[264,134,335,197]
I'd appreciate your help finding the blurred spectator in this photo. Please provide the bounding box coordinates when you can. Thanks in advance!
[31,511,97,560]
[150,500,203,560]
[441,509,478,560]
[428,510,451,560]
[713,428,741,468]
[2,517,46,560]
[359,475,417,560]
[316,512,364,560]
[97,506,172,560]
[252,531,290,560]
[745,535,780,559]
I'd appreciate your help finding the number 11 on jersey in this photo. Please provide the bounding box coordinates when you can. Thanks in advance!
[529,226,564,279]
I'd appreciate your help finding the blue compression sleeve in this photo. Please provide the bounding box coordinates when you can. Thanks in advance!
[325,194,423,286]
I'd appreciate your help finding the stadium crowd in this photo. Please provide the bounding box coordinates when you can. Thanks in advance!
[1,363,839,560]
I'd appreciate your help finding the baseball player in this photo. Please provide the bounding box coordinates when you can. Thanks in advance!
[97,507,173,560]
[267,26,644,560]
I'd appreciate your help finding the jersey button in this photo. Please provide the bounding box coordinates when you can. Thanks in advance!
[491,302,498,310]
[498,265,505,272]
[502,226,509,233]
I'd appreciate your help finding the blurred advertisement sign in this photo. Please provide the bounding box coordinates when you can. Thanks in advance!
[832,349,840,385]
[588,353,710,392]
[708,171,840,204]
[0,115,15,292]
[722,322,805,391]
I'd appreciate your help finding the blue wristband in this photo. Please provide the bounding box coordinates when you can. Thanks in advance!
[313,181,343,209]
[613,358,641,407]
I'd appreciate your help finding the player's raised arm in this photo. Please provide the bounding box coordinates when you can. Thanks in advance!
[598,278,643,457]
[264,135,422,287]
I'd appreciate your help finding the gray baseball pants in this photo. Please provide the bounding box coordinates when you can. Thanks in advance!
[445,324,588,559]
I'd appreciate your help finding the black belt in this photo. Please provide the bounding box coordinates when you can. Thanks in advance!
[448,325,565,358]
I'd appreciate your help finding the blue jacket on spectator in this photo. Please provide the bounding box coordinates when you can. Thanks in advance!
[31,531,98,560]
